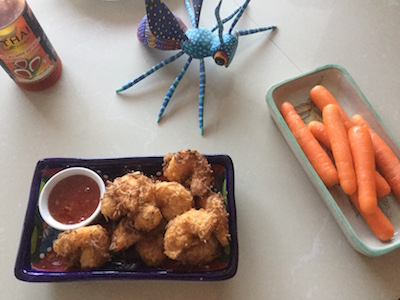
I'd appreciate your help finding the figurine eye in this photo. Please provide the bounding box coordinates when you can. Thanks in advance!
[214,51,229,66]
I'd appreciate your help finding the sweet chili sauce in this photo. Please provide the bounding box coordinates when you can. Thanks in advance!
[0,0,62,91]
[48,175,100,225]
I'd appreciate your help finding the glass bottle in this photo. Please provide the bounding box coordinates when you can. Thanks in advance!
[0,0,62,91]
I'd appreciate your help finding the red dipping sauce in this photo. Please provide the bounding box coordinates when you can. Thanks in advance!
[48,175,100,224]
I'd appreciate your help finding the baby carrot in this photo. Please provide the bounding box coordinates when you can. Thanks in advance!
[352,114,400,200]
[348,126,377,214]
[349,192,394,242]
[323,104,357,195]
[308,120,331,150]
[310,85,353,131]
[375,171,391,198]
[280,101,339,187]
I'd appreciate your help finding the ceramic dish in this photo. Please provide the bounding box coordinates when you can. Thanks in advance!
[15,155,238,282]
[266,64,400,256]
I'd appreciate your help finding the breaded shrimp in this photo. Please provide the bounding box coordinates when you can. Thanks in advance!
[163,150,213,197]
[53,225,110,269]
[136,233,166,267]
[109,217,142,252]
[133,204,163,231]
[136,219,167,266]
[164,208,221,265]
[100,171,155,221]
[197,192,230,247]
[154,181,194,220]
[175,235,221,266]
[100,191,126,221]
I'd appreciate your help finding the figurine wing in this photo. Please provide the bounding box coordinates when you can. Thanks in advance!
[145,0,188,42]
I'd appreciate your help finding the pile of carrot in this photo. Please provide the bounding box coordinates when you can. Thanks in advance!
[279,84,400,242]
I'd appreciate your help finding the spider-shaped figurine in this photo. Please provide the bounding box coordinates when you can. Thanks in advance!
[117,0,276,135]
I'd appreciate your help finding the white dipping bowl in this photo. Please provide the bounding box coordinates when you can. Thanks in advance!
[38,167,105,231]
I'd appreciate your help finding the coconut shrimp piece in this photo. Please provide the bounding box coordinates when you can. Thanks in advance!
[53,225,110,269]
[109,217,142,252]
[133,204,163,231]
[101,171,155,221]
[154,181,194,220]
[164,208,221,265]
[136,233,166,266]
[100,190,125,221]
[197,192,230,247]
[163,150,213,197]
[110,204,162,252]
[175,235,221,266]
[136,228,166,267]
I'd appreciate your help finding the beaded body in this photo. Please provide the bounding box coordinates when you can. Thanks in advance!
[117,0,276,135]
[181,28,239,64]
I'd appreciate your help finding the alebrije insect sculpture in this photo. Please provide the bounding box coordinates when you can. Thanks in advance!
[116,0,276,135]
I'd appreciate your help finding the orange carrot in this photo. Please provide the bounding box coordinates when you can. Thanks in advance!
[310,85,353,131]
[349,192,394,242]
[307,121,388,197]
[280,101,339,187]
[323,104,357,195]
[308,120,331,150]
[352,114,400,200]
[348,125,377,214]
[375,171,391,198]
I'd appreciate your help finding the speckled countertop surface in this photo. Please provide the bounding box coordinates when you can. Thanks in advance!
[1,0,400,299]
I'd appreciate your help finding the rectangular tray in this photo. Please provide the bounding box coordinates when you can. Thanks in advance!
[15,155,238,281]
[266,64,400,256]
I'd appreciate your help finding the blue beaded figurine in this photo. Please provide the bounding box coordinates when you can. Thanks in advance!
[117,0,276,135]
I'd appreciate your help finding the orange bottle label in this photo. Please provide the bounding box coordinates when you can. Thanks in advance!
[0,4,58,84]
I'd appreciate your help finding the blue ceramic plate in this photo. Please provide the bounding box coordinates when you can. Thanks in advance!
[266,64,400,256]
[15,155,238,282]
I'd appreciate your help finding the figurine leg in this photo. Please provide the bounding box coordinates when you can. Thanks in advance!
[157,56,193,122]
[235,26,276,36]
[116,51,185,93]
[198,58,206,135]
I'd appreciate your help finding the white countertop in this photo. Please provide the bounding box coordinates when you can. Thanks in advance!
[2,0,400,299]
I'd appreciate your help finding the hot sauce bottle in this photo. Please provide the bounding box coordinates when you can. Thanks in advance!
[0,0,62,91]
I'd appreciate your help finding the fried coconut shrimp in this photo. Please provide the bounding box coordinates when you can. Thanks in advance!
[134,203,163,231]
[109,204,163,252]
[197,192,230,247]
[100,171,155,221]
[53,225,110,269]
[164,208,222,265]
[135,220,167,267]
[163,150,213,197]
[109,217,142,252]
[102,172,165,253]
[136,233,166,266]
[154,181,194,220]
